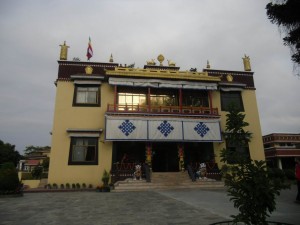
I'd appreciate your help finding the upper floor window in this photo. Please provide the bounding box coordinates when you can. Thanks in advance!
[118,93,147,106]
[73,85,100,107]
[68,137,98,165]
[221,91,244,111]
[182,90,209,107]
[150,89,178,106]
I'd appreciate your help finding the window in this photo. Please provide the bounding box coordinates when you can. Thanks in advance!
[221,91,244,111]
[118,93,147,106]
[73,85,100,106]
[150,89,178,106]
[182,90,209,107]
[68,137,98,165]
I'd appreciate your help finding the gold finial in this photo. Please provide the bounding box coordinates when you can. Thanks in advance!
[167,59,176,67]
[226,74,233,82]
[59,41,70,60]
[206,60,211,69]
[109,54,114,63]
[146,59,156,65]
[85,66,93,75]
[157,54,165,66]
[242,54,251,71]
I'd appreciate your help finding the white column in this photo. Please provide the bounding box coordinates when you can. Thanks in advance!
[277,158,282,169]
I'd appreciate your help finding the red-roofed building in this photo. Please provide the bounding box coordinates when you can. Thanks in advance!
[263,133,300,169]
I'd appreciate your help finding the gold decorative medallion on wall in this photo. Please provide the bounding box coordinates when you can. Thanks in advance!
[85,66,93,75]
[226,74,233,82]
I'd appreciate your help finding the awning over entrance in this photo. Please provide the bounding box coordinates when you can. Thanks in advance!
[105,116,222,142]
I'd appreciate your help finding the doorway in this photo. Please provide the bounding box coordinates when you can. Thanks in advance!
[152,142,179,172]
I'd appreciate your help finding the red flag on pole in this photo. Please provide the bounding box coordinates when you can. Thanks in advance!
[86,37,93,60]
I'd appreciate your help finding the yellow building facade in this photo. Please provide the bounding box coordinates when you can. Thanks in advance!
[48,44,265,187]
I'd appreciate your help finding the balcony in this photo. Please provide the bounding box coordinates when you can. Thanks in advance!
[107,104,219,116]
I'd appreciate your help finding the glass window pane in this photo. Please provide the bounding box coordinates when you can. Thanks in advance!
[85,146,96,161]
[76,92,86,103]
[72,146,85,161]
[87,92,97,103]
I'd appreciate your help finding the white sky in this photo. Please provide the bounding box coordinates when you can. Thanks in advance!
[0,0,299,154]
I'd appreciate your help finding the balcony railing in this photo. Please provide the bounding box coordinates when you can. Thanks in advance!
[107,104,219,116]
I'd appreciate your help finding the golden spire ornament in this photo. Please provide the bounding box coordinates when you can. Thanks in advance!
[109,54,114,63]
[242,54,251,71]
[59,41,70,60]
[206,60,211,69]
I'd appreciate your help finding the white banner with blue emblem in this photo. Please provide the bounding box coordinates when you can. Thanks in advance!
[183,121,222,141]
[105,116,222,142]
[105,118,148,140]
[149,120,183,140]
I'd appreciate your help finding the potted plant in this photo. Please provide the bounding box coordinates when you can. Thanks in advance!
[101,170,110,192]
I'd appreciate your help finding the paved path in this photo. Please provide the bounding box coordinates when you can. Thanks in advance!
[0,185,299,225]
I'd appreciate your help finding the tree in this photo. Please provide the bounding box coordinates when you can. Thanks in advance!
[0,140,23,167]
[221,104,252,164]
[42,157,50,171]
[24,145,50,156]
[220,104,289,224]
[0,162,22,195]
[266,0,300,75]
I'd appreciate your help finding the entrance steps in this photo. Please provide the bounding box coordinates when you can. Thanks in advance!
[113,172,224,192]
[38,178,48,189]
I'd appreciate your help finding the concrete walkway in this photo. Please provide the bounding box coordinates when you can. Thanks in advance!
[0,185,299,225]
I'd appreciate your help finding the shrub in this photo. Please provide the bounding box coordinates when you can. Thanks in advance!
[284,169,295,180]
[72,183,76,189]
[31,166,43,179]
[66,183,70,189]
[60,184,65,189]
[0,162,21,194]
[76,183,80,189]
[102,170,110,187]
[21,172,34,180]
[82,183,86,188]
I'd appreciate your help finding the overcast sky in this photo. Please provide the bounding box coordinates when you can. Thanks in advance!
[0,0,299,154]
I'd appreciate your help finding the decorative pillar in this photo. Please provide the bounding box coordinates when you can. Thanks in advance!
[145,143,152,168]
[179,88,182,113]
[148,87,151,112]
[114,85,117,111]
[208,90,212,113]
[178,144,184,171]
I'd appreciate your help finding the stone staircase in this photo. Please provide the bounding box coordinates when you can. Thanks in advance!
[113,172,224,192]
[38,178,48,189]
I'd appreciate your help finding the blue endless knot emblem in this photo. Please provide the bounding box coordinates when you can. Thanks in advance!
[157,120,174,137]
[194,122,210,137]
[118,120,136,136]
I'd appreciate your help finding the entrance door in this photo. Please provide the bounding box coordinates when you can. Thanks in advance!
[152,142,178,172]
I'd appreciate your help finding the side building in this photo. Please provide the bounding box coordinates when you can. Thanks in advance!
[263,133,300,169]
[48,42,265,186]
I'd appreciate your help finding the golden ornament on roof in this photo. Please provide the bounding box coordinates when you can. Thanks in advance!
[59,41,70,60]
[157,54,165,66]
[242,54,251,71]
